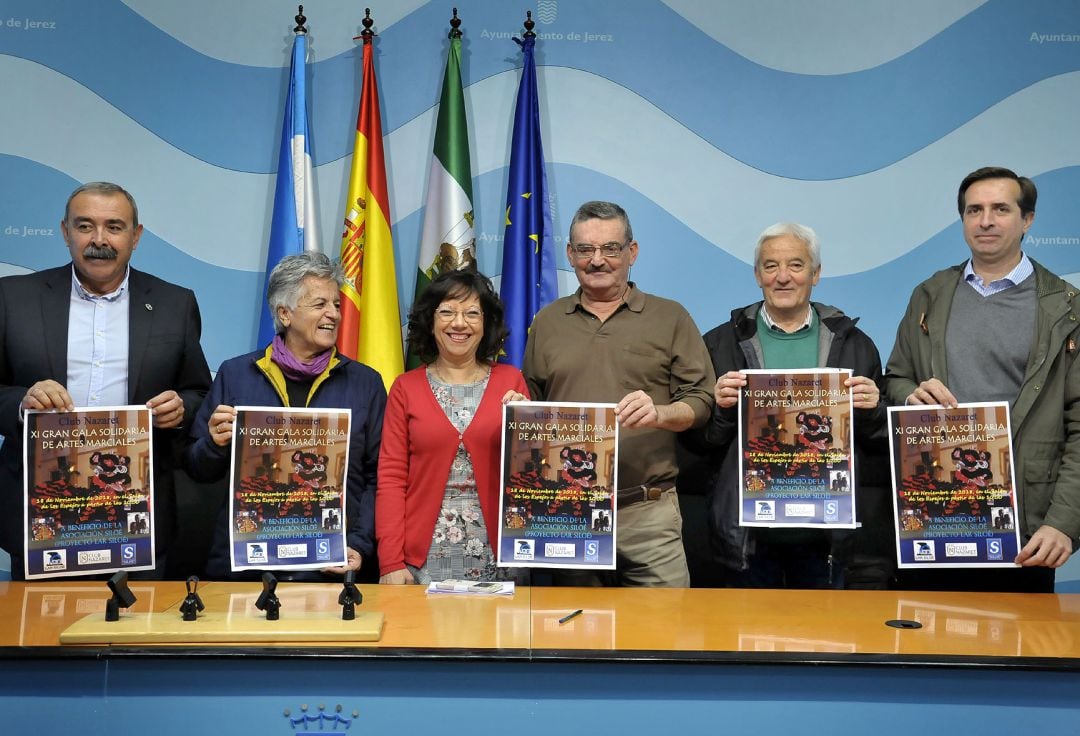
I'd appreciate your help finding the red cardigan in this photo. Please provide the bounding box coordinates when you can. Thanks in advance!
[376,363,529,575]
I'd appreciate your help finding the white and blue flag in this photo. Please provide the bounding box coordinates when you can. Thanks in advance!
[257,31,319,347]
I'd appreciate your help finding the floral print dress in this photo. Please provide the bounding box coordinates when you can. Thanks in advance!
[408,370,498,583]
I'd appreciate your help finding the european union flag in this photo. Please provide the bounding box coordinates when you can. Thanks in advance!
[499,34,558,368]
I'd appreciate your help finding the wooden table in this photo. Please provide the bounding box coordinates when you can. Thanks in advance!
[3,581,1079,734]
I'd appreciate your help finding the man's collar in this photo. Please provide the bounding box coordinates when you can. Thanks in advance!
[760,302,813,333]
[622,282,644,311]
[569,282,642,313]
[70,264,130,302]
[963,252,1032,288]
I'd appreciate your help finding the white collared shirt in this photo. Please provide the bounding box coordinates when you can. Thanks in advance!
[66,266,130,406]
[760,303,814,333]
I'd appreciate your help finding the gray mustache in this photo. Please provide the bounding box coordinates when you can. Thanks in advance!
[84,245,117,260]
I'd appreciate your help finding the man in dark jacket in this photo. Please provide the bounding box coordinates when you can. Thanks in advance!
[693,223,890,588]
[0,182,211,579]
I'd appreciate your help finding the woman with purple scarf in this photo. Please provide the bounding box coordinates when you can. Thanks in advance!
[184,253,386,581]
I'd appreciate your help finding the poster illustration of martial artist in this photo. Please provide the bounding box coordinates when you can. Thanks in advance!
[738,369,856,528]
[24,406,154,579]
[499,402,617,569]
[229,407,350,571]
[888,402,1021,568]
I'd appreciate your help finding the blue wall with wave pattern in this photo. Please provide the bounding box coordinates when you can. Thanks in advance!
[3,0,1080,585]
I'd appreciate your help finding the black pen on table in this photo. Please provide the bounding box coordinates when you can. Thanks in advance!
[558,609,583,624]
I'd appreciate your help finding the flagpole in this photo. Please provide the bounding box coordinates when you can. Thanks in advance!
[408,7,477,368]
[498,10,558,368]
[338,7,405,391]
[449,7,462,40]
[355,6,374,43]
[257,4,318,348]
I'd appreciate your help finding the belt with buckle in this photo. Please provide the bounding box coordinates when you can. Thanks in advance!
[616,481,675,508]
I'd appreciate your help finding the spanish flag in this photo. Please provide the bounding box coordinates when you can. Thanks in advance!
[338,33,403,391]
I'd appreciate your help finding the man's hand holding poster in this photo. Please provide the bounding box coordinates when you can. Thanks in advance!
[738,369,856,528]
[229,407,350,571]
[888,402,1021,568]
[24,406,154,579]
[499,402,618,569]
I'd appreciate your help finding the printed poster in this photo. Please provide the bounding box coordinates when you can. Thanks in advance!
[23,406,154,579]
[738,369,856,528]
[229,407,350,571]
[499,402,618,569]
[888,402,1021,568]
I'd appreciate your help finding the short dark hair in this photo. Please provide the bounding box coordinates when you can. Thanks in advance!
[957,167,1037,217]
[568,200,633,243]
[64,182,139,228]
[406,268,509,364]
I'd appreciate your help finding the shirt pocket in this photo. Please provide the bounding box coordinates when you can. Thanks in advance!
[619,343,670,394]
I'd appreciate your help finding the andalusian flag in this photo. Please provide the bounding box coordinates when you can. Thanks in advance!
[338,34,403,391]
[258,30,319,348]
[499,34,558,368]
[410,30,475,368]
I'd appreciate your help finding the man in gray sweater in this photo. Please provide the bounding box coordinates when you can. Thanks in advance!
[884,166,1080,592]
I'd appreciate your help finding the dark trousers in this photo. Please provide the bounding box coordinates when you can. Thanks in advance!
[729,534,842,590]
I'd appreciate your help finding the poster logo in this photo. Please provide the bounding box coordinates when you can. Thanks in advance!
[584,540,599,562]
[77,549,112,565]
[545,542,575,558]
[514,539,535,561]
[43,549,67,571]
[277,544,307,559]
[316,538,331,561]
[913,540,935,561]
[945,543,977,558]
[755,500,775,521]
[121,543,137,565]
[247,543,268,564]
[987,538,1003,560]
[784,503,814,517]
[824,500,839,522]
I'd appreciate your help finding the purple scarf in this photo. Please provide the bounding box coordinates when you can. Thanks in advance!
[271,334,332,381]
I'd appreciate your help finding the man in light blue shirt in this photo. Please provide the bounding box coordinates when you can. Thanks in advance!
[0,182,212,579]
[66,262,130,407]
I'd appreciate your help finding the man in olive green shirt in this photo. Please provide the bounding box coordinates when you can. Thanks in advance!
[522,201,715,586]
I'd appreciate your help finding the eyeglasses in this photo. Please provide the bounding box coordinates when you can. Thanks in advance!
[435,308,484,324]
[571,242,627,260]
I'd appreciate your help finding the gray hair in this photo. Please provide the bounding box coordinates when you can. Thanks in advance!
[64,182,139,228]
[754,222,820,270]
[568,200,634,243]
[267,252,345,333]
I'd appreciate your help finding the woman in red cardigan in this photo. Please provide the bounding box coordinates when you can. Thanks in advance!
[377,269,528,584]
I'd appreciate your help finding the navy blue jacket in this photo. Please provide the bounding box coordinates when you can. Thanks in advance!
[184,348,386,578]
